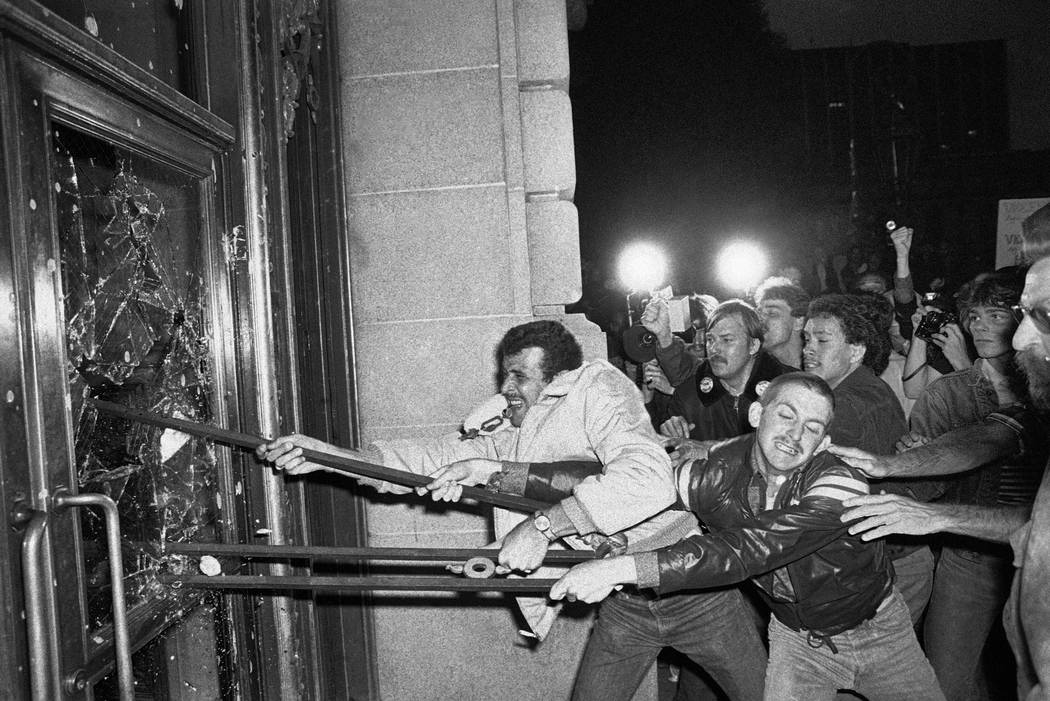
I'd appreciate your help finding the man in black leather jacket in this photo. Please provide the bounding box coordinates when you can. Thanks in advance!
[643,298,791,469]
[550,372,945,701]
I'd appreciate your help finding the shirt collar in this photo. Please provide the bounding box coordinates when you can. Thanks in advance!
[976,357,1019,406]
[539,363,585,399]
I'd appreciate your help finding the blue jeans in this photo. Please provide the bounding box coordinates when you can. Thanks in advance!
[891,546,936,626]
[764,588,945,701]
[572,587,767,701]
[924,545,1014,701]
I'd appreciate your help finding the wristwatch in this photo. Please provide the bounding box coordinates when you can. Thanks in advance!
[532,511,557,542]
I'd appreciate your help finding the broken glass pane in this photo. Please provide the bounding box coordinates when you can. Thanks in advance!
[54,123,220,637]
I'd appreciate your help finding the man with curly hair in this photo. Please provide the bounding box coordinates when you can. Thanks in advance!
[803,294,901,445]
[258,320,768,699]
[803,294,937,624]
[258,319,687,626]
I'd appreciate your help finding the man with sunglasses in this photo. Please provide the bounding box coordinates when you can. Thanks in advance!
[1008,252,1050,701]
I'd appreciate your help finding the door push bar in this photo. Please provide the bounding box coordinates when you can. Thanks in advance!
[21,511,53,700]
[21,492,133,701]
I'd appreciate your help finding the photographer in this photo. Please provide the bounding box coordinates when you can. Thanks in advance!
[631,292,716,431]
[885,224,972,399]
[634,291,715,388]
[839,270,1045,701]
[902,296,973,400]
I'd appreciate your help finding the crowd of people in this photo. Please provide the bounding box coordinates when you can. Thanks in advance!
[256,204,1050,701]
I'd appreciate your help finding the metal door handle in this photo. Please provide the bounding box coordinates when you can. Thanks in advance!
[21,510,56,701]
[55,491,133,701]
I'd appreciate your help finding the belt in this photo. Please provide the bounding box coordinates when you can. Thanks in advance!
[613,584,660,602]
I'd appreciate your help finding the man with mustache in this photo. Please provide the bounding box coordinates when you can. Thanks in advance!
[258,319,768,699]
[257,320,681,609]
[550,373,945,701]
[835,253,1050,700]
[644,299,790,466]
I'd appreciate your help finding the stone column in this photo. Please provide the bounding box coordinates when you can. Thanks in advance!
[335,1,620,698]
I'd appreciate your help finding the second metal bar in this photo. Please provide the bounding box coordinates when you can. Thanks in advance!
[167,574,562,592]
[165,542,595,564]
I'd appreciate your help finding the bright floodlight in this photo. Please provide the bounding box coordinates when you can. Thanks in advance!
[617,242,667,291]
[717,240,768,291]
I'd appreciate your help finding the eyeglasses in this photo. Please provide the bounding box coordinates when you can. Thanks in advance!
[1013,301,1050,335]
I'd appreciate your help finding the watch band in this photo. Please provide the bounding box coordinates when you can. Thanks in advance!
[485,470,504,493]
[532,511,557,542]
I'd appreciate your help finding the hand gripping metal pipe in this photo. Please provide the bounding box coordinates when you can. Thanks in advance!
[92,400,596,595]
[163,542,595,592]
[89,399,549,513]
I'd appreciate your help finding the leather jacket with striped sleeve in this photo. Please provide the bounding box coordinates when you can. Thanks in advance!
[636,434,895,639]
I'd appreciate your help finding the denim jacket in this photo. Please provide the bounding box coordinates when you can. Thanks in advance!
[911,362,1044,506]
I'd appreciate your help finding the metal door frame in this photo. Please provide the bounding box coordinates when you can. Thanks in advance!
[0,18,240,696]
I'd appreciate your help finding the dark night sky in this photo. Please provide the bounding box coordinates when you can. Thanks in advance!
[566,0,1050,319]
[568,1,811,302]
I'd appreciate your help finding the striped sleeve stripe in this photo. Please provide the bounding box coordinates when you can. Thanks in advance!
[998,462,1045,505]
[805,474,869,502]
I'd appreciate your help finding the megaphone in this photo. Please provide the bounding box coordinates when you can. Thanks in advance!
[622,325,658,363]
[458,394,510,440]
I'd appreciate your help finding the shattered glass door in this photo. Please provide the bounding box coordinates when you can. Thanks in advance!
[53,123,224,696]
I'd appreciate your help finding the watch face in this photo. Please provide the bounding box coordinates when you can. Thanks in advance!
[533,514,551,531]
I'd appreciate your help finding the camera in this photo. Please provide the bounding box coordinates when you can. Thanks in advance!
[914,309,957,342]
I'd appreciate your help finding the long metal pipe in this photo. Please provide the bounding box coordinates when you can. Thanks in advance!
[90,399,551,513]
[165,574,563,593]
[165,542,594,564]
[21,511,52,701]
[55,492,133,701]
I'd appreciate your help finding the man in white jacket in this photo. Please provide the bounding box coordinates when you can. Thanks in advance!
[258,320,766,699]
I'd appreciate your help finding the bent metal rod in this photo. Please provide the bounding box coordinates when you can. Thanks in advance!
[89,399,549,513]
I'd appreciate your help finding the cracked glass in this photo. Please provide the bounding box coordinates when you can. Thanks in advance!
[54,123,220,639]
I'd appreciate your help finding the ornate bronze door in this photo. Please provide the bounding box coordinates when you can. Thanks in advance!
[0,33,240,699]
